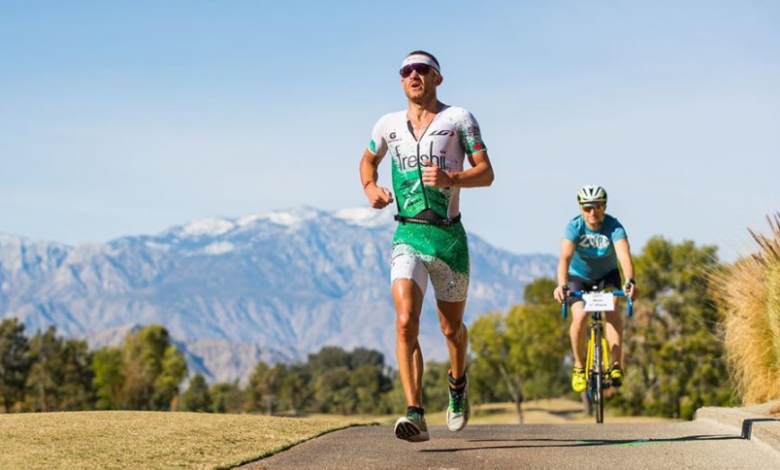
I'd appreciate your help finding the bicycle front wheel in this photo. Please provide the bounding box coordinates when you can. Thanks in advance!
[593,326,605,424]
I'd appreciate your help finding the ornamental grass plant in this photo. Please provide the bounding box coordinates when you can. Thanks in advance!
[712,213,780,405]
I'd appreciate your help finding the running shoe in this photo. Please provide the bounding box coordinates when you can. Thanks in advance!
[394,409,429,442]
[446,374,470,432]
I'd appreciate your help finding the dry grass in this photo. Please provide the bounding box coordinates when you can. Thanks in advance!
[711,213,780,405]
[0,411,374,470]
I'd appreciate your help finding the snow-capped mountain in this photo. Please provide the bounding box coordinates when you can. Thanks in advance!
[0,207,556,383]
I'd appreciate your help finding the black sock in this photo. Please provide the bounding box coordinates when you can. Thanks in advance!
[448,371,466,389]
[407,406,424,416]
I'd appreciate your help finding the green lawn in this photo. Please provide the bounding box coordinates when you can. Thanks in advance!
[0,411,374,470]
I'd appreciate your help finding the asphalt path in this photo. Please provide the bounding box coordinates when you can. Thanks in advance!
[238,421,780,470]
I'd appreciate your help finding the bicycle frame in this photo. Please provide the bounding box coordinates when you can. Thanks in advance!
[562,289,632,423]
[585,311,611,383]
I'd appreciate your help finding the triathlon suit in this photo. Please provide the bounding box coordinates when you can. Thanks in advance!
[563,214,627,306]
[367,105,486,302]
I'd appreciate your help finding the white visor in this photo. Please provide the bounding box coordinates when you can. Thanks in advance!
[401,54,440,75]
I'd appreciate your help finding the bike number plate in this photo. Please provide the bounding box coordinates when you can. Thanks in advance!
[582,293,615,312]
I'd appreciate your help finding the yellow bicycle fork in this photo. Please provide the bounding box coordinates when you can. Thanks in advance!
[585,318,610,382]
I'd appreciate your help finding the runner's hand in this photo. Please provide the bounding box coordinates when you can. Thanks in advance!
[553,285,569,303]
[422,165,454,188]
[364,183,394,209]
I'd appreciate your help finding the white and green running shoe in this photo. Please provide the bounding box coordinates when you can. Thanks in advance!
[446,374,470,431]
[394,409,429,443]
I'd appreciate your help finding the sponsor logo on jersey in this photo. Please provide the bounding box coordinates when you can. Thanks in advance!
[578,234,611,250]
[394,152,450,171]
[430,129,455,137]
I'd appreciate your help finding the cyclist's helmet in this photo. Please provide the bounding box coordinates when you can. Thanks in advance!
[577,185,608,205]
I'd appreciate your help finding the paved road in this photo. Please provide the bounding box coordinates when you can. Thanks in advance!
[239,421,780,470]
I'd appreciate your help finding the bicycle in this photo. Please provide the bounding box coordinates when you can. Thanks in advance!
[562,287,633,424]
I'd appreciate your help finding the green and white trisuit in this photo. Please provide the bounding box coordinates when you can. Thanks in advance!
[367,105,487,302]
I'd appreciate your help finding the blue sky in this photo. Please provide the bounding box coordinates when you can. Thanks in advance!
[1,1,778,261]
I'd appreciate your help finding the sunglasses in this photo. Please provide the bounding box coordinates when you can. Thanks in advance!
[400,63,433,78]
[581,204,606,212]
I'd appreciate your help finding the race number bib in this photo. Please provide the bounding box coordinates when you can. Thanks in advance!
[582,293,615,312]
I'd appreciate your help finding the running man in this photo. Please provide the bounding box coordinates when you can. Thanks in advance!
[553,185,638,392]
[359,51,494,442]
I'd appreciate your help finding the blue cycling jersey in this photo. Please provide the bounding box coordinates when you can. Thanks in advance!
[563,214,627,280]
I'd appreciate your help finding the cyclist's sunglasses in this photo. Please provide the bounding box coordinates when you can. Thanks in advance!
[581,203,606,212]
[400,63,434,78]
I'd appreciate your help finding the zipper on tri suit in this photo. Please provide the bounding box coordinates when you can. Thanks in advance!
[407,119,435,212]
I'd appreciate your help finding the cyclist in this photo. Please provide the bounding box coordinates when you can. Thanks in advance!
[553,185,638,392]
[359,51,494,442]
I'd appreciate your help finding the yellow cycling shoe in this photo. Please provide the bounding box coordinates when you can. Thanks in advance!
[610,365,624,387]
[572,367,587,392]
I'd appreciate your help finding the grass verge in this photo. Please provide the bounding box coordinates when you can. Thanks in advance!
[0,411,375,470]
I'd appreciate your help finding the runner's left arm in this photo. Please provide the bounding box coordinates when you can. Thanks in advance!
[422,150,494,188]
[423,110,494,188]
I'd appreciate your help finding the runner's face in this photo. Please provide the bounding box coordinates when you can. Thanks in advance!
[401,64,440,102]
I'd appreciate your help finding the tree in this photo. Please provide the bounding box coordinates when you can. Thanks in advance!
[247,346,393,416]
[611,237,736,419]
[0,318,31,412]
[154,345,188,410]
[248,362,286,414]
[25,327,62,412]
[56,338,95,411]
[276,364,311,413]
[313,366,353,414]
[349,348,385,370]
[420,360,451,414]
[210,380,245,414]
[349,363,394,414]
[93,347,124,410]
[308,347,351,375]
[180,374,211,412]
[120,325,187,410]
[469,278,569,423]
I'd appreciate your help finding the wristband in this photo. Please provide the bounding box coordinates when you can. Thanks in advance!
[363,180,374,190]
[626,278,635,286]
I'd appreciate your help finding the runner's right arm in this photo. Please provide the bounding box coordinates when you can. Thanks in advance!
[360,149,394,209]
[553,239,576,303]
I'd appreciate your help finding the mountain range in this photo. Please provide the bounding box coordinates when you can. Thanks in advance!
[0,207,556,383]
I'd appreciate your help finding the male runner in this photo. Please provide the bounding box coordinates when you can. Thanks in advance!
[359,51,494,442]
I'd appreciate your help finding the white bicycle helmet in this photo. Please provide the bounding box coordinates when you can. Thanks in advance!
[577,185,608,205]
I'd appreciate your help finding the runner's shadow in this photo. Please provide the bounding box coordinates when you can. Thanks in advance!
[421,434,741,453]
[547,408,583,418]
[519,407,582,417]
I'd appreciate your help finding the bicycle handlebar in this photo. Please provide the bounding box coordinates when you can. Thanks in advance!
[561,290,633,319]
